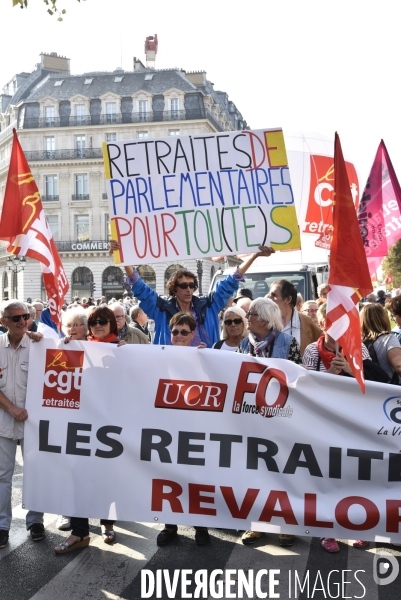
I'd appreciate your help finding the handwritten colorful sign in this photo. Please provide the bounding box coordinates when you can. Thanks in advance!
[102,129,300,265]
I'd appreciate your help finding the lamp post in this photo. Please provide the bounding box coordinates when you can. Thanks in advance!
[6,255,26,273]
[196,259,203,295]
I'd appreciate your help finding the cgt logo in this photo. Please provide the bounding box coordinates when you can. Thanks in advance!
[42,349,84,410]
[303,155,359,235]
[154,379,227,412]
[383,396,401,423]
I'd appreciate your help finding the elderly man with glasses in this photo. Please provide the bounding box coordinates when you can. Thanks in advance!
[109,241,274,347]
[109,302,149,345]
[0,300,45,550]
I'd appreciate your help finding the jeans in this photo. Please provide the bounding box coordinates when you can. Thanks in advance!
[0,436,44,531]
[71,517,115,538]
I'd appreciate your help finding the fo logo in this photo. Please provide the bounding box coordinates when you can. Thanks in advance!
[232,362,291,418]
[383,396,401,423]
[154,379,227,412]
[42,349,84,410]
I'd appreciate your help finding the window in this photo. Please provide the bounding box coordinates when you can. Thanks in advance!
[75,214,89,241]
[106,133,116,142]
[75,135,86,157]
[74,174,88,199]
[170,98,179,119]
[54,80,63,87]
[71,267,93,299]
[137,132,148,138]
[84,78,93,85]
[45,136,55,151]
[144,74,154,81]
[47,215,59,240]
[137,265,156,290]
[114,76,124,83]
[104,214,110,239]
[106,102,117,123]
[169,130,180,136]
[139,100,148,122]
[44,175,58,200]
[75,104,86,124]
[44,106,55,126]
[18,106,25,129]
[102,266,124,287]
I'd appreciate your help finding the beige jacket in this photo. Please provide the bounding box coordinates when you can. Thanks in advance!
[120,324,149,345]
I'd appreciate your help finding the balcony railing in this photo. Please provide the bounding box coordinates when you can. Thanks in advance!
[71,194,90,201]
[24,148,103,161]
[42,195,59,202]
[55,239,110,252]
[20,109,224,131]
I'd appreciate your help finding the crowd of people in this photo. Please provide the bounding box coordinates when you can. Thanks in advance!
[0,250,400,555]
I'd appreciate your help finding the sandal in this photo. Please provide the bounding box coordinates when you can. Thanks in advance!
[55,535,90,554]
[103,529,116,544]
[353,540,369,548]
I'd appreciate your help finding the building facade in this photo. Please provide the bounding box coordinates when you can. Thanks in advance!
[0,49,246,302]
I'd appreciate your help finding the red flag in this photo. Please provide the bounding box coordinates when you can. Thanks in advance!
[384,273,393,285]
[0,130,69,327]
[326,133,373,392]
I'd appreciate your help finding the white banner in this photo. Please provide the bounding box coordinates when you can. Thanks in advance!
[103,129,301,265]
[23,340,401,543]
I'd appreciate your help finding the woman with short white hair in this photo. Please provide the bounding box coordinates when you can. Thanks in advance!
[213,305,247,351]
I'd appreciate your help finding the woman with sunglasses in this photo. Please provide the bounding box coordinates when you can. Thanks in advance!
[55,306,119,554]
[213,305,247,351]
[156,313,208,547]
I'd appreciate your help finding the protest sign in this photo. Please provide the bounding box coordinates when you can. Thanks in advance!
[23,340,401,542]
[102,129,300,265]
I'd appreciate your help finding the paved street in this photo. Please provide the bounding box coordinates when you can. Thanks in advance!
[1,448,401,600]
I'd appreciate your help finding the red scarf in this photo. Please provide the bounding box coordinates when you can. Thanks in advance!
[87,333,119,344]
[316,335,337,370]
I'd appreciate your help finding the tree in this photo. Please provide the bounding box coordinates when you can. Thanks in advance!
[13,0,85,21]
[382,239,401,287]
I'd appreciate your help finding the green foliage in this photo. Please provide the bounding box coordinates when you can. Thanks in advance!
[382,239,401,287]
[13,0,85,21]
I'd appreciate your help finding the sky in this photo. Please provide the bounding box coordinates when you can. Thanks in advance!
[1,0,400,189]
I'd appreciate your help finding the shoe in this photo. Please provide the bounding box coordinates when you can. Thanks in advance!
[56,516,71,531]
[279,534,296,547]
[0,529,9,549]
[242,530,265,545]
[321,538,340,553]
[102,529,116,544]
[29,523,45,542]
[55,536,90,554]
[157,527,178,546]
[353,540,369,549]
[195,528,210,546]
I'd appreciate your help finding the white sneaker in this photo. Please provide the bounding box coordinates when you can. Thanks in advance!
[56,516,71,530]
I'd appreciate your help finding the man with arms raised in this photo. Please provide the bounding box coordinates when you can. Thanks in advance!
[109,242,274,347]
[0,300,45,549]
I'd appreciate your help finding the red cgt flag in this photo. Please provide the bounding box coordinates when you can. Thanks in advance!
[326,133,373,392]
[0,130,69,327]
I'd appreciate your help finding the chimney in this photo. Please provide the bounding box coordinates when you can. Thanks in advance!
[144,34,158,69]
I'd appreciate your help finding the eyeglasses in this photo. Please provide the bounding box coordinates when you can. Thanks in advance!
[171,329,191,336]
[304,309,318,314]
[3,314,30,322]
[66,323,84,328]
[224,318,243,326]
[176,282,196,290]
[88,319,109,326]
[246,311,258,318]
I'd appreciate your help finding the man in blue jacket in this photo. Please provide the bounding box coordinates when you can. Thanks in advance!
[109,244,274,347]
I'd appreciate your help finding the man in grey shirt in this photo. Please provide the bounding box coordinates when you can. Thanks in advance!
[0,300,45,550]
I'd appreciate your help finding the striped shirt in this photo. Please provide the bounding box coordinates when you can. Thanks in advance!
[303,342,371,372]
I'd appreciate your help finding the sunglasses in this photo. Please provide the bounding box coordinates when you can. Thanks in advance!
[88,318,110,327]
[3,314,30,322]
[171,329,191,336]
[176,282,196,290]
[224,318,243,326]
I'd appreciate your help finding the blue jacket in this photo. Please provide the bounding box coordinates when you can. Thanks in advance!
[239,331,293,359]
[131,274,239,347]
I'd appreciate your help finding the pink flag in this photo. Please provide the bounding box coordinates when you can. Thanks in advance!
[358,140,401,276]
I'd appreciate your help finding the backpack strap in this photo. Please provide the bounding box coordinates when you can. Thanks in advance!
[316,356,321,371]
[213,339,225,350]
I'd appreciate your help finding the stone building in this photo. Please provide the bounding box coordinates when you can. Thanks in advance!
[0,45,245,302]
